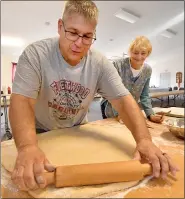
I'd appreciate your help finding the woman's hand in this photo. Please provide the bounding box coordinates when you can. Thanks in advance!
[149,114,164,123]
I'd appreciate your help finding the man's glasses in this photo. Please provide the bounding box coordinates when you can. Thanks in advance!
[62,21,96,45]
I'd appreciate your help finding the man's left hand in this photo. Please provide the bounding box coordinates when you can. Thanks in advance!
[133,139,179,179]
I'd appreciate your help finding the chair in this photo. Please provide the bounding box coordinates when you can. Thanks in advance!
[178,88,185,104]
[168,87,172,91]
[173,86,178,90]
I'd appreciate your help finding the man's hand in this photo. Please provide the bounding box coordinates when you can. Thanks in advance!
[133,139,179,179]
[149,114,164,123]
[11,145,55,191]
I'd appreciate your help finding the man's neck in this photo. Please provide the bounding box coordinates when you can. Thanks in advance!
[63,56,81,66]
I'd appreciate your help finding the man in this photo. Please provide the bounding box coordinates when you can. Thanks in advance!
[9,0,178,191]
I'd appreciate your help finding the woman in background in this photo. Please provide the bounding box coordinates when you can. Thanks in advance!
[101,36,164,123]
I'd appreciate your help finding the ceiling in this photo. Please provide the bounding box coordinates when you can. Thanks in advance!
[1,1,184,66]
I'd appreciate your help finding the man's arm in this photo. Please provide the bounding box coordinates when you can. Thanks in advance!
[9,94,55,191]
[9,94,37,148]
[110,95,179,179]
[110,95,151,143]
[9,45,55,191]
[10,44,41,147]
[97,54,179,179]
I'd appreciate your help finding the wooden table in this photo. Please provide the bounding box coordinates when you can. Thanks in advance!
[1,111,184,198]
[150,90,184,98]
[150,90,184,107]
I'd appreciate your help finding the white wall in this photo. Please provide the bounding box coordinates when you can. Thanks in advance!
[150,47,184,88]
[1,55,13,91]
[1,54,19,91]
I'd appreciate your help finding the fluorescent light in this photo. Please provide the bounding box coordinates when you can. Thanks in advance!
[1,36,25,47]
[148,12,184,38]
[167,12,184,27]
[114,8,140,24]
[160,29,176,38]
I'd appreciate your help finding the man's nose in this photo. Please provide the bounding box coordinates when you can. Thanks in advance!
[74,36,83,47]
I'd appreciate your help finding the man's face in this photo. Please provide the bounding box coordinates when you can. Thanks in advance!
[130,48,149,66]
[58,14,96,65]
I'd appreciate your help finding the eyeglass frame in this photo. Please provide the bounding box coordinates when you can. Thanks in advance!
[61,20,97,45]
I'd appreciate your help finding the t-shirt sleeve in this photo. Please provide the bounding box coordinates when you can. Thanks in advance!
[12,45,41,99]
[97,56,130,100]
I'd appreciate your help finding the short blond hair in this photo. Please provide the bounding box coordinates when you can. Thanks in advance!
[62,0,99,24]
[129,36,152,56]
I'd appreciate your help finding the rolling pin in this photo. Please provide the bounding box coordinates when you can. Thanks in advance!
[42,160,152,188]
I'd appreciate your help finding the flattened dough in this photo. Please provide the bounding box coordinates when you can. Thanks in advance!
[1,121,140,198]
[153,107,184,118]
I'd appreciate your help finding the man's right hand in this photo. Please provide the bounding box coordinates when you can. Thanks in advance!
[11,144,55,191]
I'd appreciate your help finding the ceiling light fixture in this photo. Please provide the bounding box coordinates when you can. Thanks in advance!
[1,36,25,47]
[160,29,177,38]
[148,12,184,38]
[114,8,140,24]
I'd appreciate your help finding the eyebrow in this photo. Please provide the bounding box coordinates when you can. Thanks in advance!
[66,27,94,35]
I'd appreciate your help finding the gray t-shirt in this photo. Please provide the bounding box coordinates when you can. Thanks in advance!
[13,37,129,131]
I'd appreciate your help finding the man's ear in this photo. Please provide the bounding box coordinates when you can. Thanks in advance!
[58,19,63,34]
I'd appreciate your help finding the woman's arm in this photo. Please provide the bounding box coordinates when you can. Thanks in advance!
[140,78,154,118]
[140,78,163,123]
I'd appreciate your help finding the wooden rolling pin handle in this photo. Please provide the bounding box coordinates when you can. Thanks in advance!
[43,161,153,188]
[56,161,153,187]
[43,171,55,186]
[141,163,153,176]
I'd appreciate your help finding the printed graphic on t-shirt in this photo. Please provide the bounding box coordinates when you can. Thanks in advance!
[48,79,90,120]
